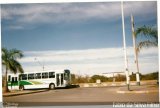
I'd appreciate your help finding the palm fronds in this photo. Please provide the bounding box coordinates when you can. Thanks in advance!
[136,40,158,53]
[2,47,24,73]
[135,25,158,52]
[135,25,157,40]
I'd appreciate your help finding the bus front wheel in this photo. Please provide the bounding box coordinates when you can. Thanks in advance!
[19,85,24,91]
[49,83,55,90]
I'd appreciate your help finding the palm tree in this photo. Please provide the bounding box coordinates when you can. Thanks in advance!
[2,47,24,92]
[135,25,158,52]
[135,25,158,84]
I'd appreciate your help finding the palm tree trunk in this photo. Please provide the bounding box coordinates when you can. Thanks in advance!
[4,67,9,92]
[131,14,140,85]
[135,51,140,85]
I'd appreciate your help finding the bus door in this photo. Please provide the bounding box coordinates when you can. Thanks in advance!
[56,73,64,87]
[11,76,18,90]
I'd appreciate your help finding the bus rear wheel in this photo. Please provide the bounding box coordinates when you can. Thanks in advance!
[19,85,24,91]
[49,83,55,90]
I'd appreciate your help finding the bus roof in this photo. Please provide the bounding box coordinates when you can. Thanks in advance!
[7,69,70,75]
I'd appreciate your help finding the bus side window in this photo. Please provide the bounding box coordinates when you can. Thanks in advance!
[28,74,34,80]
[35,73,41,79]
[49,72,55,78]
[42,73,48,79]
[8,75,11,82]
[19,74,22,81]
[22,74,27,80]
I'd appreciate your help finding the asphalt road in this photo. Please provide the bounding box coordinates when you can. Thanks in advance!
[3,86,159,106]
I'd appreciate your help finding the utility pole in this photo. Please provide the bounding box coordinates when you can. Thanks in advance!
[35,58,44,71]
[121,1,130,90]
[131,14,140,86]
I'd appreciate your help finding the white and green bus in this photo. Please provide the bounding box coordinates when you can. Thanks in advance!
[7,69,71,90]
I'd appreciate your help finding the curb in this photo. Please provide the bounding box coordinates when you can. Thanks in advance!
[116,90,158,94]
[80,84,158,88]
[79,80,158,88]
[3,89,49,97]
[79,83,156,88]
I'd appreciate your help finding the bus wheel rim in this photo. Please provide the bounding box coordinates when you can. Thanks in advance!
[51,84,54,89]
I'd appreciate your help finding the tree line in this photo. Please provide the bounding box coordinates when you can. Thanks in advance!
[70,72,159,84]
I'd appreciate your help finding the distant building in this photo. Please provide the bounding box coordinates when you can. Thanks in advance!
[101,72,125,78]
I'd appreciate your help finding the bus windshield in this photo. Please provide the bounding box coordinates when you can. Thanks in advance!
[64,70,70,80]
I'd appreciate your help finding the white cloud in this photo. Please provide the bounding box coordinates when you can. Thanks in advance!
[8,25,24,30]
[20,48,124,63]
[1,1,156,26]
[17,47,158,76]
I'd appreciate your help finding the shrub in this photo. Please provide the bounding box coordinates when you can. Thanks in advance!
[89,75,108,83]
[141,72,159,80]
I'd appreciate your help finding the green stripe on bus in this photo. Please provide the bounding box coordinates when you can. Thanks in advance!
[7,81,32,86]
[8,80,43,86]
[8,82,18,86]
[29,81,43,84]
[19,81,33,85]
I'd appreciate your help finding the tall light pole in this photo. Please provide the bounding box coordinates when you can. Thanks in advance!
[121,1,130,90]
[35,58,44,71]
[131,14,140,86]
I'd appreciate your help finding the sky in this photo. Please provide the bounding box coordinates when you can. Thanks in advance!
[1,1,158,76]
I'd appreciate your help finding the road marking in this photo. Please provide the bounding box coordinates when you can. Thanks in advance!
[116,90,158,94]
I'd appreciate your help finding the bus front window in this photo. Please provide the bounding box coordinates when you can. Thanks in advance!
[64,70,70,80]
[64,73,69,80]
